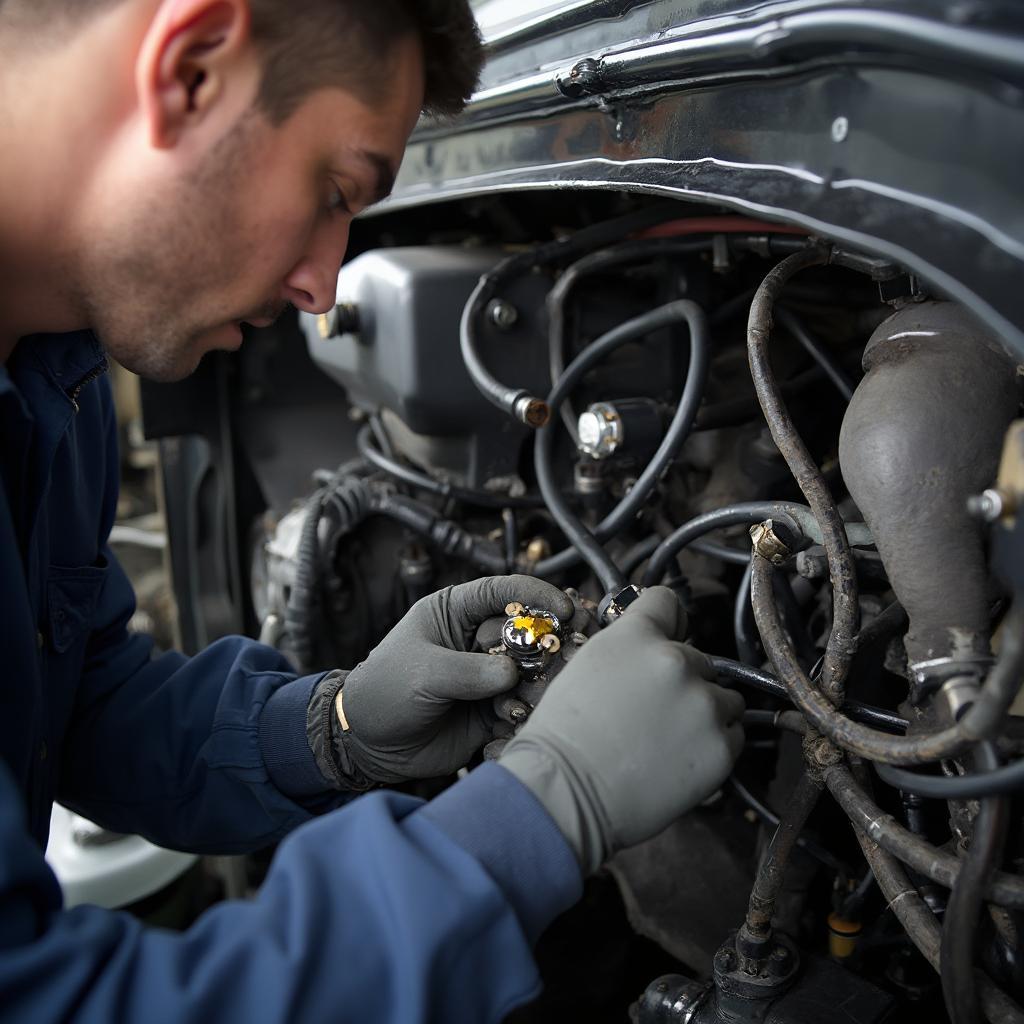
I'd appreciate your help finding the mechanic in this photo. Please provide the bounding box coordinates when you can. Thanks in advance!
[0,1,746,1021]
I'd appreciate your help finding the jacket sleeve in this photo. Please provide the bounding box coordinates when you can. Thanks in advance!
[57,377,347,854]
[1,761,583,1024]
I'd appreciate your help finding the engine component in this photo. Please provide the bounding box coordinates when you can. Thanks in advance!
[839,301,1020,669]
[241,208,1024,1024]
[577,398,664,461]
[302,247,552,488]
[499,603,562,677]
[636,951,894,1024]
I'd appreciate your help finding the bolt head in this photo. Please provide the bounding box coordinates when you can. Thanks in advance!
[487,299,519,331]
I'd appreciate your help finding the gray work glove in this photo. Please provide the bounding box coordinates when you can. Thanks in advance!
[336,575,575,784]
[499,586,745,874]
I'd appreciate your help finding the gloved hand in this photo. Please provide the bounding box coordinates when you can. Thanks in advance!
[337,575,575,784]
[499,586,745,874]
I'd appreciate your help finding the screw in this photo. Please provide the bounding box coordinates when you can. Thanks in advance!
[540,634,561,654]
[487,299,519,331]
[509,704,530,723]
[505,602,525,617]
[831,116,849,143]
[967,488,1010,523]
[715,948,736,972]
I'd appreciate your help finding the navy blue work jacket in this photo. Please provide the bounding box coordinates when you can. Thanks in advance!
[0,332,580,1023]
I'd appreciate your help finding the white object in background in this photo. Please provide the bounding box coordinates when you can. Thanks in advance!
[46,804,197,910]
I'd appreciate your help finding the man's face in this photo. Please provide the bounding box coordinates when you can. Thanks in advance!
[75,37,425,382]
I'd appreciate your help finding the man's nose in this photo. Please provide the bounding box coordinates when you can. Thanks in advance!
[281,220,351,315]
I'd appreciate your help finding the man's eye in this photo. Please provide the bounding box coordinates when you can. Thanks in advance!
[327,186,351,215]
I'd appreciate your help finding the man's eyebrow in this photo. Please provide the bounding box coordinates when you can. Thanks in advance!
[356,149,397,206]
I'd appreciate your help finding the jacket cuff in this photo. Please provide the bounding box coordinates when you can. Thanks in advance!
[258,673,331,798]
[417,762,583,944]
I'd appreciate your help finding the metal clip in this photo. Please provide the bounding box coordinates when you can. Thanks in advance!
[749,520,792,564]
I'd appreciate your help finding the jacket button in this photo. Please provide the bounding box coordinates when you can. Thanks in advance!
[36,631,45,650]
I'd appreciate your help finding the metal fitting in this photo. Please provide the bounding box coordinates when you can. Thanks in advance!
[316,302,360,340]
[525,537,552,563]
[513,395,550,429]
[967,488,1012,524]
[487,299,519,331]
[749,519,792,564]
[599,584,644,624]
[577,402,623,460]
[500,606,563,676]
[806,735,843,771]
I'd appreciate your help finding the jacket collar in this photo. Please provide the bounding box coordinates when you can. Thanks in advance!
[7,331,107,408]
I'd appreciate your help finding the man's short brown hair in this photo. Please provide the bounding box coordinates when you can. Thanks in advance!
[0,0,484,120]
[250,0,483,122]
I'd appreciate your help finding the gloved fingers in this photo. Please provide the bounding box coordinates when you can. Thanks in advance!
[725,721,746,762]
[710,681,746,725]
[474,614,506,652]
[446,575,575,635]
[424,647,520,702]
[617,586,688,642]
[661,640,717,684]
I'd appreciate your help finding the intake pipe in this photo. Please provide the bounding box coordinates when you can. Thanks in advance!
[839,302,1019,668]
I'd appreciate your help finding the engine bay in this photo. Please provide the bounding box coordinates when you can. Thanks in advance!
[177,194,1024,1023]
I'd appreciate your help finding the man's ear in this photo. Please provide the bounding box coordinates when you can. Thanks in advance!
[136,0,252,149]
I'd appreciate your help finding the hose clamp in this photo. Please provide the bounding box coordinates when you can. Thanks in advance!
[749,520,792,564]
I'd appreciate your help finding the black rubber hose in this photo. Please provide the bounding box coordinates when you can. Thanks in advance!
[694,366,825,432]
[461,202,682,425]
[747,247,859,703]
[942,742,1010,1024]
[367,490,507,575]
[825,763,1024,909]
[547,237,711,439]
[961,605,1024,742]
[848,807,1024,1024]
[710,657,907,733]
[534,299,711,592]
[502,509,518,573]
[742,709,808,734]
[874,758,1024,800]
[642,502,807,587]
[740,771,825,947]
[776,306,856,402]
[733,561,760,665]
[283,477,371,672]
[750,555,973,764]
[356,425,543,510]
[691,538,750,566]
